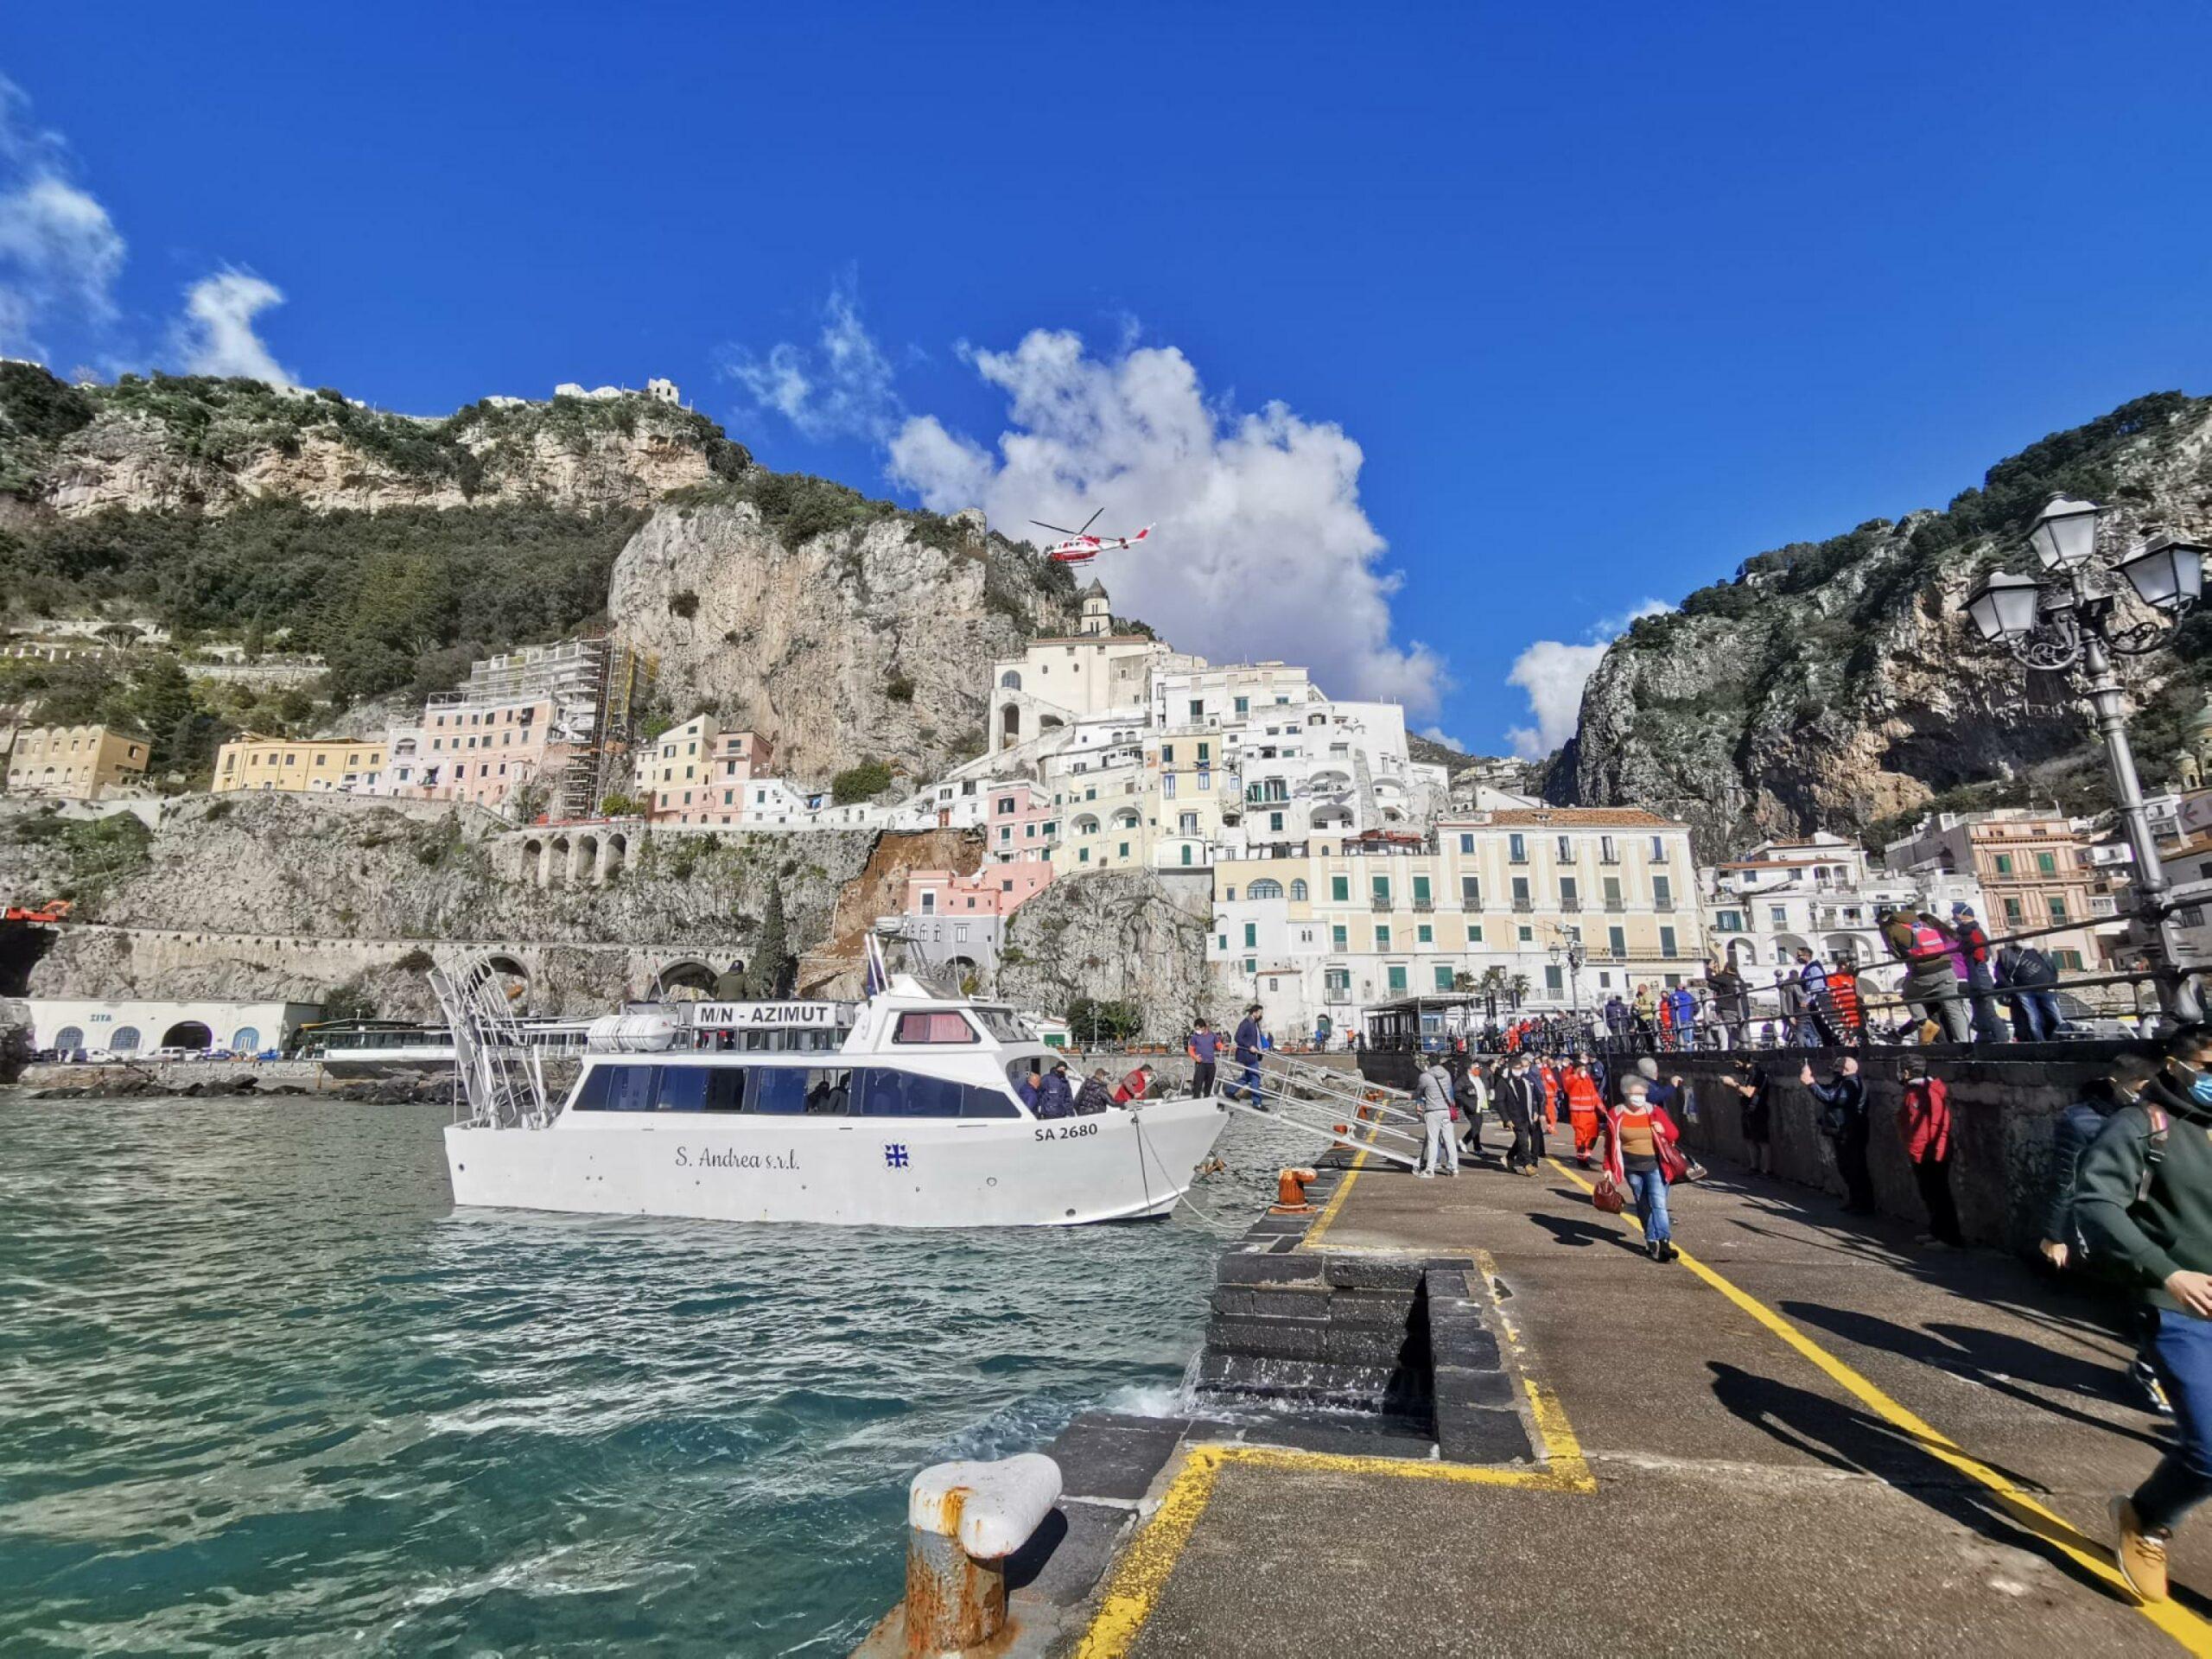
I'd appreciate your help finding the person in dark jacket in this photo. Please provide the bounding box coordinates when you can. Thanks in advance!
[2076,1039,2212,1604]
[1719,1068,1773,1176]
[1034,1062,1075,1120]
[1074,1069,1116,1116]
[1995,941,2062,1042]
[1497,1058,1540,1175]
[1804,1055,1874,1215]
[1231,1005,1266,1106]
[1185,1020,1220,1097]
[2141,1025,2212,1118]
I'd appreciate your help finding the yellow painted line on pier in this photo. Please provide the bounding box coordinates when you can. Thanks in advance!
[1297,1146,1367,1250]
[1545,1157,2212,1655]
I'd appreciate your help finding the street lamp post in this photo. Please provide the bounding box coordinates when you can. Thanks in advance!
[1545,924,1586,1016]
[1962,495,2208,1022]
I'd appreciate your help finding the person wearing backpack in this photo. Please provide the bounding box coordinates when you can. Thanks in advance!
[2076,1033,2212,1604]
[1897,1060,1962,1247]
[1804,1055,1874,1215]
[1883,906,1971,1044]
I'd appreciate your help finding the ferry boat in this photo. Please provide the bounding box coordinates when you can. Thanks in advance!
[431,954,1230,1229]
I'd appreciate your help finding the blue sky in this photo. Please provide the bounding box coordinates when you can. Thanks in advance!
[6,3,2211,755]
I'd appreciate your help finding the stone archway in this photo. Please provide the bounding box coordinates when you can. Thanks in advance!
[572,833,601,886]
[160,1020,213,1052]
[1000,702,1022,749]
[602,832,628,881]
[548,835,572,888]
[657,959,719,1000]
[522,836,545,887]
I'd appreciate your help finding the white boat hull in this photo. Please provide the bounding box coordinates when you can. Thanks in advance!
[443,1096,1229,1228]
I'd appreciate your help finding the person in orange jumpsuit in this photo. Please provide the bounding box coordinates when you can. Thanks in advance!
[1567,1063,1606,1168]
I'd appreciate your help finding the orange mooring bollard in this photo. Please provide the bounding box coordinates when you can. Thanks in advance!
[1271,1166,1319,1213]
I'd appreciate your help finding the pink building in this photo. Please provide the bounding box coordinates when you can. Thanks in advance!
[416,695,557,810]
[900,781,1055,918]
[647,720,777,825]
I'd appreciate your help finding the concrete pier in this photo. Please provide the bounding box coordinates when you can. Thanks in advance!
[937,1116,2212,1658]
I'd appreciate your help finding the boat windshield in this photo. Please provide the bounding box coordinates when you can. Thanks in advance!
[969,1007,1032,1043]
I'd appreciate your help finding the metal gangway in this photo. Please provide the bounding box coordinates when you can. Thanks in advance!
[1207,1049,1427,1170]
[429,950,554,1128]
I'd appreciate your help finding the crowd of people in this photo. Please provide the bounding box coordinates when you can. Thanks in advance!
[1372,1021,2212,1609]
[1440,901,2132,1059]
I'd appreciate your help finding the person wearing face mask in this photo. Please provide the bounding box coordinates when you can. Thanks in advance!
[2077,1027,2212,1604]
[2041,1055,2170,1418]
[2143,1026,2212,1117]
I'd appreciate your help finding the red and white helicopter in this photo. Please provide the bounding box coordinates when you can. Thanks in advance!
[1029,509,1153,566]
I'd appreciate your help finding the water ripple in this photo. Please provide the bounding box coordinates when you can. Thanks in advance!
[0,1094,1300,1655]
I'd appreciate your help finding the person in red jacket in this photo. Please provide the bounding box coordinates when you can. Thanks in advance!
[1114,1063,1155,1104]
[1899,1060,1962,1247]
[1566,1063,1605,1168]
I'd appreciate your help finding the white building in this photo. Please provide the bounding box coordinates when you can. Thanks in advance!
[26,998,323,1058]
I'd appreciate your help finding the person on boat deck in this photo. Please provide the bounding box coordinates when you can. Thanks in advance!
[1015,1065,1041,1112]
[1034,1062,1075,1119]
[1115,1064,1154,1104]
[1232,1005,1266,1104]
[1074,1069,1116,1116]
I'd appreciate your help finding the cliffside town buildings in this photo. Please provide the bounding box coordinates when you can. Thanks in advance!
[0,573,2173,1033]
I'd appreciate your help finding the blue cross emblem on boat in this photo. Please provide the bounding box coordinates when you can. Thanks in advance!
[884,1144,909,1169]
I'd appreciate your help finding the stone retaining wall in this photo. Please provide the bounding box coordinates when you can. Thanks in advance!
[1363,1041,2144,1252]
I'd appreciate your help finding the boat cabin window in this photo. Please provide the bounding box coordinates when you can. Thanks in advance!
[751,1065,853,1116]
[652,1065,746,1113]
[853,1069,1020,1117]
[892,1011,978,1045]
[969,1007,1031,1042]
[573,1065,746,1112]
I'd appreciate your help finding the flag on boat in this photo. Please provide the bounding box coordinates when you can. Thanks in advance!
[864,932,890,998]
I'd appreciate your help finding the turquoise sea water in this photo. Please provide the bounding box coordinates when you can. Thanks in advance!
[0,1092,1294,1656]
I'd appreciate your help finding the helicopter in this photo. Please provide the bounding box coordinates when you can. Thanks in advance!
[1028,508,1154,565]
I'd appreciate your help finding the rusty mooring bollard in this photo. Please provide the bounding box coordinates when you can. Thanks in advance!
[904,1452,1061,1656]
[1271,1166,1319,1213]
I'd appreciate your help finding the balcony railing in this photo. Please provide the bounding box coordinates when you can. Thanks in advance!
[1560,897,1581,912]
[1412,897,1434,912]
[1370,895,1393,912]
[1511,898,1533,913]
[1605,901,1625,913]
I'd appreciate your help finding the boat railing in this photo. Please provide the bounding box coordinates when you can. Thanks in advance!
[429,951,555,1128]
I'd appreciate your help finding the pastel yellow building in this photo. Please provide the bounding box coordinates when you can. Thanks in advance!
[1209,807,1704,1035]
[3,724,150,799]
[213,735,387,794]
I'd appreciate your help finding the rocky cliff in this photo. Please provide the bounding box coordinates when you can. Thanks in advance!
[607,481,1082,786]
[1554,392,2212,857]
[0,365,747,518]
[995,870,1224,1039]
[2,794,878,1018]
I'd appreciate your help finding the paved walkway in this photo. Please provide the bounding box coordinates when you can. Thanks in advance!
[1077,1126,2212,1658]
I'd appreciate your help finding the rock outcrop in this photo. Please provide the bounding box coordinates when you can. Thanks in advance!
[1,365,746,518]
[2,793,879,1017]
[1554,392,2212,857]
[995,871,1223,1039]
[607,489,1080,785]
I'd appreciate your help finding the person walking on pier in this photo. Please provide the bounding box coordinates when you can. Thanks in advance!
[1497,1058,1540,1175]
[1994,938,2061,1043]
[2076,1035,2212,1604]
[1566,1061,1605,1169]
[1186,1020,1219,1097]
[1884,907,1972,1044]
[1950,905,2008,1045]
[1604,1074,1681,1262]
[1805,1056,1874,1215]
[1415,1054,1459,1179]
[1456,1045,1491,1159]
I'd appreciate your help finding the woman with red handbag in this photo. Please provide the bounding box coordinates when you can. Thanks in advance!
[1601,1075,1683,1262]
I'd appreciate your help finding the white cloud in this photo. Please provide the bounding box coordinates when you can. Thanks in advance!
[172,270,295,386]
[724,275,898,442]
[1416,726,1468,753]
[0,78,125,359]
[1502,598,1675,759]
[885,326,1443,715]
